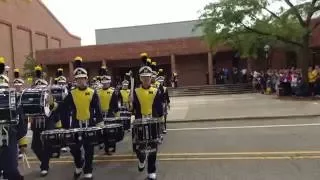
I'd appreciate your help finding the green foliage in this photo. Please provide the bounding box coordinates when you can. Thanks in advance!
[23,53,36,79]
[196,0,320,59]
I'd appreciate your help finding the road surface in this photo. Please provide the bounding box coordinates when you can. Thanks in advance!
[21,117,320,180]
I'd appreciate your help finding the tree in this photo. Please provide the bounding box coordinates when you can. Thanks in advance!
[23,53,37,79]
[196,0,320,81]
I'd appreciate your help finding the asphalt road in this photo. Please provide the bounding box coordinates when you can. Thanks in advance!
[21,117,320,180]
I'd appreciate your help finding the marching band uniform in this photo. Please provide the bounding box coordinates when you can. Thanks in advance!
[97,66,119,154]
[119,79,131,110]
[132,59,163,180]
[53,68,69,153]
[13,68,26,159]
[54,56,103,180]
[0,57,27,180]
[156,69,170,133]
[30,66,56,177]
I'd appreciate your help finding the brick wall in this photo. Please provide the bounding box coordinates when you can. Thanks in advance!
[0,0,80,80]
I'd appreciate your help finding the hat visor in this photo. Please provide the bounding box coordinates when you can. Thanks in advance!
[14,83,23,86]
[74,74,88,79]
[0,83,9,87]
[139,73,152,77]
[122,83,129,86]
[101,80,111,84]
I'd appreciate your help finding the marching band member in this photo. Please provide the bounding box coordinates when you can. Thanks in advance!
[0,57,27,180]
[54,56,103,180]
[30,65,56,177]
[97,66,119,155]
[132,58,163,180]
[54,68,69,152]
[156,69,170,134]
[150,61,159,88]
[119,79,130,110]
[13,68,26,159]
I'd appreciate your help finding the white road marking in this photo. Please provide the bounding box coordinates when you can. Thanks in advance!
[167,123,320,131]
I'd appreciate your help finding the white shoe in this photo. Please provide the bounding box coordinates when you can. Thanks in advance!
[40,170,48,176]
[61,147,68,152]
[83,173,93,179]
[138,161,145,172]
[148,173,157,179]
[18,154,23,159]
[75,168,82,174]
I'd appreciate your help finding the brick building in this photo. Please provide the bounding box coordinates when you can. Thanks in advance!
[0,0,80,80]
[35,16,320,86]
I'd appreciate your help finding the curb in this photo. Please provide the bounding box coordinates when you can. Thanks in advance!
[167,114,320,124]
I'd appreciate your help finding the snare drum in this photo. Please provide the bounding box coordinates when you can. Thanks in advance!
[61,128,81,146]
[104,117,123,126]
[41,129,63,148]
[20,87,52,117]
[102,124,124,143]
[119,115,131,131]
[50,85,68,103]
[82,127,103,145]
[132,118,161,144]
[0,88,18,125]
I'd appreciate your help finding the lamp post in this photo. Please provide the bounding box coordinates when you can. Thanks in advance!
[264,44,271,68]
[5,65,10,76]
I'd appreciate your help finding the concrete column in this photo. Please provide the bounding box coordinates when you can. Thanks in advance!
[170,54,176,74]
[208,52,213,85]
[69,61,74,80]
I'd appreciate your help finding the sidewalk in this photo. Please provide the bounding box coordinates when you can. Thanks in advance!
[167,94,320,123]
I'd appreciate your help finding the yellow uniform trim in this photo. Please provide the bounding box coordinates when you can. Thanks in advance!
[120,89,130,103]
[55,120,62,128]
[98,88,114,112]
[135,87,157,116]
[308,70,318,83]
[71,88,94,121]
[18,136,28,146]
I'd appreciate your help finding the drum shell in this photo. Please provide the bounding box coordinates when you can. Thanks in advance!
[132,121,161,144]
[102,124,124,143]
[82,128,103,145]
[0,89,18,125]
[20,88,50,116]
[121,117,131,130]
[41,132,62,148]
[62,130,80,146]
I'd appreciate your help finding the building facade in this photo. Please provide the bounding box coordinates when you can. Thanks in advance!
[36,18,320,86]
[0,0,80,80]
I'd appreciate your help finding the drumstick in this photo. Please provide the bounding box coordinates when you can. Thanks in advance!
[23,153,31,168]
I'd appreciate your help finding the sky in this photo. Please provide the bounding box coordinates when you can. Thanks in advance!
[42,0,212,46]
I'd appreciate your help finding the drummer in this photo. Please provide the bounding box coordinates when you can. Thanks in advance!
[54,56,103,180]
[119,79,131,110]
[132,57,163,180]
[29,65,57,177]
[53,68,69,153]
[155,69,170,134]
[0,57,28,180]
[97,65,119,155]
[12,68,26,159]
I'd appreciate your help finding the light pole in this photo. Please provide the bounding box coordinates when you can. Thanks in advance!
[5,65,10,76]
[264,45,271,68]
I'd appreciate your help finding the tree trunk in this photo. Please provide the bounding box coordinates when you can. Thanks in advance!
[297,35,311,83]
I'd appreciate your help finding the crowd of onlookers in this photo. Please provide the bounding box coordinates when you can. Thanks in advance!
[214,66,320,97]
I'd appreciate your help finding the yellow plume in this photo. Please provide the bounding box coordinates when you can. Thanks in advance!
[0,56,5,64]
